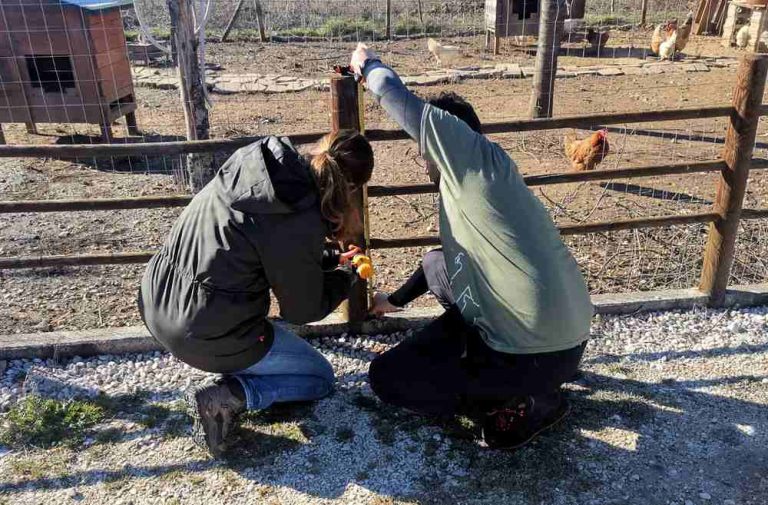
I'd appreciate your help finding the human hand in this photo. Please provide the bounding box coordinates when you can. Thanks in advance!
[350,43,379,79]
[339,245,362,266]
[369,291,402,317]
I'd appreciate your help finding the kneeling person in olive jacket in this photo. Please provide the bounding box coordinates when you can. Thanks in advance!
[138,131,374,457]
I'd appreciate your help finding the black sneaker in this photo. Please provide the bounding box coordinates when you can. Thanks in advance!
[481,394,570,450]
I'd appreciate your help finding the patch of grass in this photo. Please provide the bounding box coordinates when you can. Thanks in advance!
[393,19,441,36]
[584,14,634,27]
[335,426,355,443]
[8,449,70,479]
[138,404,172,429]
[279,17,381,38]
[91,391,149,415]
[0,396,104,449]
[124,28,171,43]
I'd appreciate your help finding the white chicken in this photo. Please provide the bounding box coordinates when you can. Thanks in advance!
[427,38,461,67]
[659,30,678,60]
[737,24,751,50]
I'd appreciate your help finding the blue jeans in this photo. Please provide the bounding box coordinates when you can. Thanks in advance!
[230,324,335,410]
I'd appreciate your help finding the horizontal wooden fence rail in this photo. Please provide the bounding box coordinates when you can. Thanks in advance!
[5,159,767,214]
[0,211,733,269]
[0,104,753,160]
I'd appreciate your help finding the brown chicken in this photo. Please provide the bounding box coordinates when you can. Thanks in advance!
[586,28,610,49]
[564,129,610,171]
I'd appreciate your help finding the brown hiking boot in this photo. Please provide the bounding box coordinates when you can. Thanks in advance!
[481,393,570,450]
[186,379,245,457]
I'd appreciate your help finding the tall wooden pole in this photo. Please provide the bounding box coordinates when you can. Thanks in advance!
[530,0,566,118]
[330,75,368,325]
[640,0,648,26]
[700,55,768,306]
[386,0,392,39]
[168,0,213,192]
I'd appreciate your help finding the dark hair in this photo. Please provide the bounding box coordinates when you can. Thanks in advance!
[426,92,482,134]
[310,130,374,240]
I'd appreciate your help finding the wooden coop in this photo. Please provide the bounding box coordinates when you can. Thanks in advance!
[485,0,585,53]
[0,0,138,144]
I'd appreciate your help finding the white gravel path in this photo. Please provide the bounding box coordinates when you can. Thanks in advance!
[0,306,767,505]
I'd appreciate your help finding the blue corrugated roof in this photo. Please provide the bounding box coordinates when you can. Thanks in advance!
[61,0,133,10]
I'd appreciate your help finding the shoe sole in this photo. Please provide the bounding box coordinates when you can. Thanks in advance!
[185,385,225,458]
[483,400,572,451]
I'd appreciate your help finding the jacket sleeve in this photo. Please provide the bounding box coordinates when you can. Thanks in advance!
[253,211,356,325]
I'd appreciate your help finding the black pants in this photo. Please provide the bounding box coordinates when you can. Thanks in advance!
[370,250,587,416]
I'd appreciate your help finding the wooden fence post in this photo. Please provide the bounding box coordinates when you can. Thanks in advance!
[640,0,648,26]
[530,0,566,118]
[254,0,267,42]
[330,75,369,325]
[386,0,392,39]
[699,54,768,306]
[168,0,213,192]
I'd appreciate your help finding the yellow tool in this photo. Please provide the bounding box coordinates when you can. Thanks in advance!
[351,254,374,280]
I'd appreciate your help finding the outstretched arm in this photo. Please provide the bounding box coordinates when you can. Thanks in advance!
[351,46,426,144]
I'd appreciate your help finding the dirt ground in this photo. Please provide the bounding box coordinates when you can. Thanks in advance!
[2,32,768,334]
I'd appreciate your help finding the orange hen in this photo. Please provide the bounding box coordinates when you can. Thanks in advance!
[564,129,610,172]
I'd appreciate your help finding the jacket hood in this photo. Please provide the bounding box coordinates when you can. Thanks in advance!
[229,136,318,215]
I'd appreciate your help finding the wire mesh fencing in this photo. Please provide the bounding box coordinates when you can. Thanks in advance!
[1,0,767,335]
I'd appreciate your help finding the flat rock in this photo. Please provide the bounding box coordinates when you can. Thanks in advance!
[621,66,646,75]
[597,67,624,76]
[409,74,452,86]
[495,63,522,77]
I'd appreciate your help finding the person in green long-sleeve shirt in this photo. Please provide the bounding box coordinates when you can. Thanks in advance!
[351,44,593,449]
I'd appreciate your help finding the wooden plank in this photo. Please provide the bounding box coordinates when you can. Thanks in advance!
[9,159,768,214]
[0,104,755,158]
[369,212,720,250]
[0,252,155,269]
[700,55,768,305]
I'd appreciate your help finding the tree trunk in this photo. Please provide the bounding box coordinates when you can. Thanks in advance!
[168,0,213,191]
[530,0,566,118]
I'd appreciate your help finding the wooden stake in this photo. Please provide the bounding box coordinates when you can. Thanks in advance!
[254,0,267,42]
[221,0,245,42]
[168,0,213,192]
[330,74,368,324]
[700,55,768,305]
[530,0,566,118]
[417,0,424,26]
[386,0,392,39]
[640,0,648,26]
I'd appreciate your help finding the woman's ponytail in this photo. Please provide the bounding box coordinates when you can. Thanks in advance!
[310,130,374,240]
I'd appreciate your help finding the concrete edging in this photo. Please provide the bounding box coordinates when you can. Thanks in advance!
[2,285,768,360]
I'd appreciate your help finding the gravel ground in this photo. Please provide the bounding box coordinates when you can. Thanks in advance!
[0,306,767,504]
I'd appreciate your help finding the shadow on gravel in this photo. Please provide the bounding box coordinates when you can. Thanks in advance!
[2,366,767,504]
